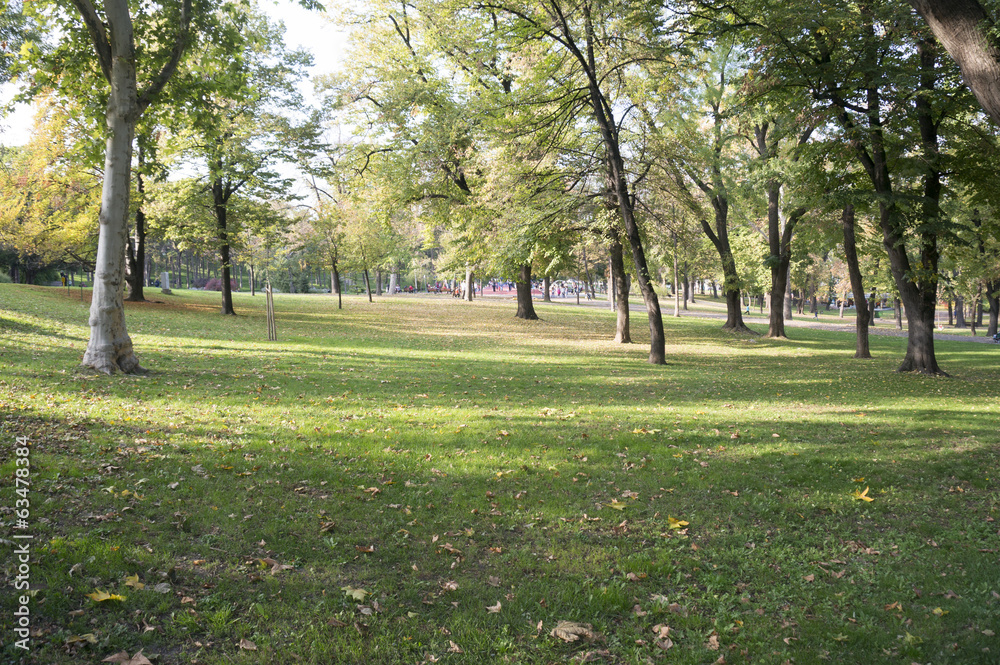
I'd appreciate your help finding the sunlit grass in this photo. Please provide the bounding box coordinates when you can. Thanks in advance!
[1,284,998,664]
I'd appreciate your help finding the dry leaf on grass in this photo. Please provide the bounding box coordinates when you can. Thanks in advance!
[239,638,257,650]
[342,586,368,602]
[486,601,502,613]
[551,621,601,643]
[87,590,125,602]
[102,652,152,665]
[706,633,720,650]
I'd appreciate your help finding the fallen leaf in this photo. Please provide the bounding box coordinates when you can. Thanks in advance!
[832,634,849,642]
[442,581,459,592]
[487,601,502,613]
[983,629,995,637]
[487,576,500,587]
[328,618,348,627]
[607,500,626,510]
[87,590,125,602]
[853,486,874,502]
[932,607,948,616]
[551,621,600,643]
[151,582,171,594]
[239,638,257,650]
[706,633,720,650]
[667,516,689,530]
[102,652,153,665]
[447,641,463,653]
[65,634,98,646]
[124,574,144,590]
[342,586,368,602]
[803,575,815,582]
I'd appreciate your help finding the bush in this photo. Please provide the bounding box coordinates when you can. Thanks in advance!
[204,278,239,292]
[0,272,12,284]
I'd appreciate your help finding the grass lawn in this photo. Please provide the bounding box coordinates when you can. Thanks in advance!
[1,285,998,664]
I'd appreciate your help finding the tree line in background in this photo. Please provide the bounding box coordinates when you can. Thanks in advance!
[1,0,998,375]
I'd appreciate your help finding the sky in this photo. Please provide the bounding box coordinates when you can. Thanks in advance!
[0,0,351,147]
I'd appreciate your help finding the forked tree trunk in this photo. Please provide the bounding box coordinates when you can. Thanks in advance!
[515,264,538,320]
[609,236,631,343]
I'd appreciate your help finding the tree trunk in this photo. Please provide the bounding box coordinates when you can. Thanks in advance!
[672,232,680,317]
[81,46,143,374]
[766,182,801,338]
[542,275,551,302]
[515,264,538,320]
[909,0,1000,126]
[125,160,146,301]
[842,204,871,359]
[894,298,903,329]
[388,271,398,295]
[465,267,474,302]
[333,263,342,310]
[609,235,631,343]
[682,266,689,310]
[250,264,256,296]
[582,243,595,299]
[212,178,236,316]
[987,280,998,336]
[363,268,373,303]
[700,197,752,333]
[955,294,966,327]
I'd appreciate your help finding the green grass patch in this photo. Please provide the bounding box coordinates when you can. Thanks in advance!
[1,284,998,664]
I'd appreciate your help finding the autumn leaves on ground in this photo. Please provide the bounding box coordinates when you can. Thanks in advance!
[1,285,998,664]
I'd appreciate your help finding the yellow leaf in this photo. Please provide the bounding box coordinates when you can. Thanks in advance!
[932,607,948,616]
[608,500,627,511]
[342,586,368,602]
[124,574,144,590]
[853,486,874,502]
[87,590,125,602]
[667,516,689,530]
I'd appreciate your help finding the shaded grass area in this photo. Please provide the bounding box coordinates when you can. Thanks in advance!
[1,284,998,664]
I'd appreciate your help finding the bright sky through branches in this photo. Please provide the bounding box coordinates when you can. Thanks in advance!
[0,0,348,147]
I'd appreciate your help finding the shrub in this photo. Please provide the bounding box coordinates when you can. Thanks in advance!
[204,278,239,292]
[0,272,12,284]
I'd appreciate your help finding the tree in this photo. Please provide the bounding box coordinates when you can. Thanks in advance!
[168,7,313,315]
[22,0,194,373]
[434,0,667,362]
